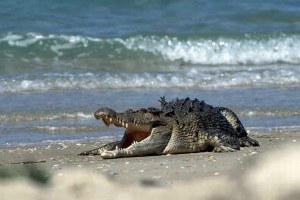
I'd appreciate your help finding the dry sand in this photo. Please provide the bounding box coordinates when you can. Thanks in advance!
[1,132,300,200]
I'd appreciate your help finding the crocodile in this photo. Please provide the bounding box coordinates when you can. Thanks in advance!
[79,97,259,159]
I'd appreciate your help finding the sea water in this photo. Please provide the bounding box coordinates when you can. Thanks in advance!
[0,0,300,147]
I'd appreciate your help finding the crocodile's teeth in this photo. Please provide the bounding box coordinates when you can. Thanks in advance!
[125,123,129,128]
[109,118,113,122]
[122,122,125,127]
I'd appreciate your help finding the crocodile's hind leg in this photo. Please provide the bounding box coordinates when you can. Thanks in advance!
[100,127,171,159]
[209,131,241,153]
[78,141,121,155]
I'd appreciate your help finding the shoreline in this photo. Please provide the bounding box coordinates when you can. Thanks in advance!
[0,132,298,184]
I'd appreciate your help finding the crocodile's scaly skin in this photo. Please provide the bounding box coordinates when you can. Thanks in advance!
[79,97,259,159]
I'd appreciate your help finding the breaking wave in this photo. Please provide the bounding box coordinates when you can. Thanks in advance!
[1,32,300,67]
[119,34,300,65]
[2,32,300,92]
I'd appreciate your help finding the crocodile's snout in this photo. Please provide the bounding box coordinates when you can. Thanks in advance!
[94,107,118,127]
[94,111,102,119]
[94,107,116,119]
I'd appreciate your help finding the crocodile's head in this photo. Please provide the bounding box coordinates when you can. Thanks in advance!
[94,107,163,148]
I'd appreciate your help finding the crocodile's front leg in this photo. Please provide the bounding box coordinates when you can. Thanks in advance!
[101,127,171,159]
[78,141,121,155]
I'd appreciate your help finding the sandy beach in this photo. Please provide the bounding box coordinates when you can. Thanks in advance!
[2,1,300,200]
[1,132,300,200]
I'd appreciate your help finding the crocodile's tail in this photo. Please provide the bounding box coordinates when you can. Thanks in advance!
[216,107,247,138]
[216,107,259,147]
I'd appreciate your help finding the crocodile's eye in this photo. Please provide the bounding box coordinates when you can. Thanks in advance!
[139,108,147,113]
[147,107,161,114]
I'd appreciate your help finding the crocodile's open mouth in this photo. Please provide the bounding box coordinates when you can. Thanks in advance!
[95,110,152,148]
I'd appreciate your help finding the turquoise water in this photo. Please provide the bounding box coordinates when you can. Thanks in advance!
[0,0,300,146]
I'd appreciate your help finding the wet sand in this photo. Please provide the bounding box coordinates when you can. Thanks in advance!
[1,132,300,199]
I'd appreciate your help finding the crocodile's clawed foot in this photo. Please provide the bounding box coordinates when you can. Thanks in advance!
[78,148,102,156]
[213,145,238,153]
[100,151,119,159]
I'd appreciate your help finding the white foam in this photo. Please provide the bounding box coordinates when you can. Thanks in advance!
[119,35,300,65]
[1,66,300,93]
[1,33,45,47]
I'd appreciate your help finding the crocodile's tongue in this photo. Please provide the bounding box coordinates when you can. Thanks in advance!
[121,121,153,148]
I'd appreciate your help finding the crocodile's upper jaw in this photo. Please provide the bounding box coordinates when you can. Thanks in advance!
[100,114,152,133]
